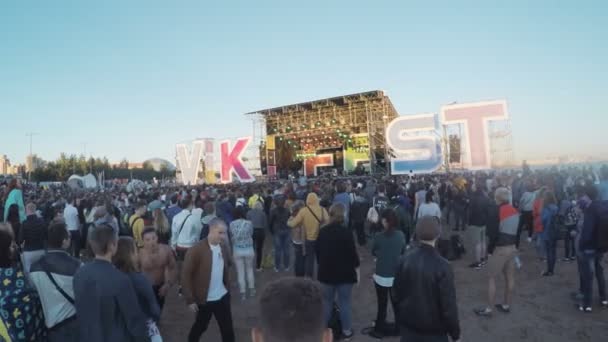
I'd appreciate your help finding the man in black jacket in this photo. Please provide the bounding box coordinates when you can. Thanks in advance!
[466,186,490,269]
[393,216,461,342]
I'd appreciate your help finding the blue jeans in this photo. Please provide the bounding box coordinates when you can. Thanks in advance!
[544,239,557,273]
[579,250,607,307]
[322,283,353,333]
[273,230,291,270]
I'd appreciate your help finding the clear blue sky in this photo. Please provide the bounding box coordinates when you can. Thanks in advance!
[1,0,606,164]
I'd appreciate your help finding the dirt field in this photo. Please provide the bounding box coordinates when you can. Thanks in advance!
[159,236,608,342]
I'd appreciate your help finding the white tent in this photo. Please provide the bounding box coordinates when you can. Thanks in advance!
[67,174,98,190]
[82,174,98,189]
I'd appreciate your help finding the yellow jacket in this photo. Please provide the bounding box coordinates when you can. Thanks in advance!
[288,193,329,241]
[129,214,145,248]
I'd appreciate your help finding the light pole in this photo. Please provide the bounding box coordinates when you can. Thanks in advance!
[25,132,39,182]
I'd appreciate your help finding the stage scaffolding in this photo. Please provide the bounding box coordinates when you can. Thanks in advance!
[245,90,399,175]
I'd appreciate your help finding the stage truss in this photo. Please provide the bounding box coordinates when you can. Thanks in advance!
[246,90,399,176]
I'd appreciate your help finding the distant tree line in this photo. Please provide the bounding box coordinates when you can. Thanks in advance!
[30,153,175,182]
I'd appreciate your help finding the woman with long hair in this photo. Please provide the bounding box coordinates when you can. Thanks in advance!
[113,237,162,342]
[3,178,25,223]
[416,191,441,222]
[152,208,170,245]
[315,203,359,340]
[368,209,405,338]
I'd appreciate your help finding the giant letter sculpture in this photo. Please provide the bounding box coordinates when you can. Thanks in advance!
[220,137,254,184]
[441,100,508,170]
[176,140,204,185]
[386,114,442,175]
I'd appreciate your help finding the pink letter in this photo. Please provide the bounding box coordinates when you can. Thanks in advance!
[220,137,254,184]
[441,100,508,170]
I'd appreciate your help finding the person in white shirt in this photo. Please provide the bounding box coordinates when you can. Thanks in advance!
[181,218,235,342]
[63,197,81,258]
[171,196,203,260]
[417,191,442,222]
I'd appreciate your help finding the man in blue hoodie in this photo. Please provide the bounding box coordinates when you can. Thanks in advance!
[577,185,608,312]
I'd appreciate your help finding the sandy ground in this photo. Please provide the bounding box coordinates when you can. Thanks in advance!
[159,233,608,342]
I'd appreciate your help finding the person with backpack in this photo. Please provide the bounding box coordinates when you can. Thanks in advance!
[540,191,560,277]
[30,222,81,342]
[367,184,390,236]
[164,193,182,228]
[577,185,608,312]
[517,180,536,246]
[269,196,291,272]
[130,201,147,248]
[288,193,329,278]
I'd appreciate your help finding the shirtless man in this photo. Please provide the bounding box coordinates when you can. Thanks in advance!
[139,227,177,310]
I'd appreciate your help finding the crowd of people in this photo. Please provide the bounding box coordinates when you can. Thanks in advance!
[0,163,607,342]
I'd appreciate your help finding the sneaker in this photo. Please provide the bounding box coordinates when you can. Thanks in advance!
[241,293,247,301]
[342,330,354,341]
[541,271,554,277]
[578,305,592,313]
[285,267,291,272]
[527,237,532,243]
[274,268,279,273]
[468,262,481,269]
[474,307,493,317]
[249,289,256,298]
[256,268,263,272]
[601,300,608,308]
[495,304,511,313]
[561,257,571,262]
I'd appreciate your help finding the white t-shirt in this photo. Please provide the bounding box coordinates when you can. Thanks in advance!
[417,202,442,220]
[207,242,228,302]
[63,204,80,232]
